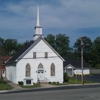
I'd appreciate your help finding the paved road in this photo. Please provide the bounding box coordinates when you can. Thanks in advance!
[0,87,100,100]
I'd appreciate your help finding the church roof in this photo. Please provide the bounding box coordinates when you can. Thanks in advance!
[63,59,90,69]
[8,41,34,62]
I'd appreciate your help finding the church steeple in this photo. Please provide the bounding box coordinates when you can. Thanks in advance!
[33,6,43,41]
[37,6,40,26]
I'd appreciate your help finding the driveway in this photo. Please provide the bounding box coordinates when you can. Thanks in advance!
[74,74,100,83]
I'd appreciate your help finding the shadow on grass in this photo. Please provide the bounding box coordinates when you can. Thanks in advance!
[0,79,13,90]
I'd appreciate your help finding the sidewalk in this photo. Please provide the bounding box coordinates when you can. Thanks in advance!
[2,78,56,91]
[3,78,23,90]
[40,83,57,88]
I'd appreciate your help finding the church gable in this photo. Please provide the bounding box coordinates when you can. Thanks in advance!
[7,37,64,63]
[21,37,64,61]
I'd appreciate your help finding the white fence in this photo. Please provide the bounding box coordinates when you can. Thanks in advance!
[90,69,100,74]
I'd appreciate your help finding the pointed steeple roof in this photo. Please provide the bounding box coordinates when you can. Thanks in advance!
[37,6,40,26]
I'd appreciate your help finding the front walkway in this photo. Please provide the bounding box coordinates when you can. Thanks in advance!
[2,78,56,90]
[3,78,23,90]
[40,83,57,88]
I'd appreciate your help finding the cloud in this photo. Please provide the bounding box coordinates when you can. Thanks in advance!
[0,0,100,46]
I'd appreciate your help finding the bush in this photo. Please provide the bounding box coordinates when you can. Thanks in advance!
[95,63,100,69]
[18,81,23,85]
[52,82,56,84]
[64,73,69,82]
[57,82,59,84]
[48,82,51,84]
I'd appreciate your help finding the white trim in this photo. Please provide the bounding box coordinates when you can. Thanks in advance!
[65,64,75,69]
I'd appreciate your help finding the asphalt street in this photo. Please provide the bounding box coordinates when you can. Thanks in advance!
[0,87,100,100]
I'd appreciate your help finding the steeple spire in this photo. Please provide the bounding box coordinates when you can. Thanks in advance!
[37,6,40,26]
[33,6,43,41]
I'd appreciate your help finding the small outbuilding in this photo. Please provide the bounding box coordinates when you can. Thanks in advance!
[64,59,90,77]
[0,56,10,78]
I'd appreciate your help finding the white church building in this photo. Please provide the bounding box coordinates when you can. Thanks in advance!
[6,7,64,85]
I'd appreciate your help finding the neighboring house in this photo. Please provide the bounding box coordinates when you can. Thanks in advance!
[6,7,64,85]
[0,56,10,78]
[64,59,90,77]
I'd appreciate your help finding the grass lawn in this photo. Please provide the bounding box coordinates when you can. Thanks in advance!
[19,83,41,88]
[68,78,96,84]
[51,78,96,86]
[51,82,68,86]
[0,79,12,90]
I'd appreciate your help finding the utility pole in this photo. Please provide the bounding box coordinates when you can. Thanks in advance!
[79,37,84,85]
[80,38,84,85]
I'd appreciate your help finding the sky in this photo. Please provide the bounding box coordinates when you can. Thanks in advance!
[0,0,100,46]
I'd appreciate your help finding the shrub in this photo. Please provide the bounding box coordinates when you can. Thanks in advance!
[52,82,56,84]
[64,73,69,82]
[57,82,59,84]
[95,63,100,69]
[18,81,23,85]
[48,82,51,84]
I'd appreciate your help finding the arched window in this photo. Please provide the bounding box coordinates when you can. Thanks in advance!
[26,64,31,77]
[51,63,55,76]
[38,63,43,69]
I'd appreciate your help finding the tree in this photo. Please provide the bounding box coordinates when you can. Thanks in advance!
[0,37,5,56]
[17,40,30,51]
[44,34,56,50]
[3,39,18,56]
[73,36,92,64]
[90,36,100,67]
[45,33,71,59]
[55,34,71,59]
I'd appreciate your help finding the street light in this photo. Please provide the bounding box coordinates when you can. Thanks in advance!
[79,37,84,85]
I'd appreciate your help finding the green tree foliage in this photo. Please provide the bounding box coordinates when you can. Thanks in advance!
[0,37,30,56]
[73,36,92,64]
[44,34,56,49]
[95,63,100,69]
[0,37,5,56]
[17,40,30,51]
[3,39,30,56]
[45,33,72,59]
[90,36,100,67]
[63,73,69,82]
[3,39,18,56]
[56,34,71,59]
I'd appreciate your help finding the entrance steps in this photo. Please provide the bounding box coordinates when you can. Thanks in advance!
[38,81,48,84]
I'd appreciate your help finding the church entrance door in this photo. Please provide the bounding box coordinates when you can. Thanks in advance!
[37,70,44,81]
[37,64,44,82]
